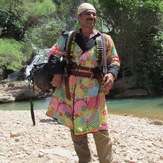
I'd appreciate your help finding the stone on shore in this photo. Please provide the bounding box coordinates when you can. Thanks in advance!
[0,81,50,103]
[0,110,163,163]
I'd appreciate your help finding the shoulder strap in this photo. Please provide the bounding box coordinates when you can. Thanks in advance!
[66,31,77,54]
[66,31,77,66]
[96,33,107,74]
[62,30,77,100]
[101,33,107,74]
[62,30,77,52]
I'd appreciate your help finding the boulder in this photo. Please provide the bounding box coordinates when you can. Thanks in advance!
[110,76,137,95]
[108,76,149,98]
[0,90,15,103]
[0,81,50,103]
[113,89,149,98]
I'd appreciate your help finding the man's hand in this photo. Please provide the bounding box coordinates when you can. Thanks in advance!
[102,73,115,94]
[50,74,63,89]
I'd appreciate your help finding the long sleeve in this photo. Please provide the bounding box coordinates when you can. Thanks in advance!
[105,35,120,79]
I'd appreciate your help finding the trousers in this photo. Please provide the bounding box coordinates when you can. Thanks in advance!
[70,130,113,163]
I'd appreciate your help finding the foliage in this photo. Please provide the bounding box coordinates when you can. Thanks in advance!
[52,0,81,30]
[0,0,56,40]
[96,0,163,92]
[28,0,83,48]
[135,1,163,93]
[137,27,163,93]
[28,21,65,48]
[0,39,32,70]
[0,0,56,70]
[0,0,162,93]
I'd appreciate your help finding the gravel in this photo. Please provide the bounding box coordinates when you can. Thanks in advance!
[0,110,163,163]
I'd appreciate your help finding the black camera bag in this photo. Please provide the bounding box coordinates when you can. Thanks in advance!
[30,63,53,92]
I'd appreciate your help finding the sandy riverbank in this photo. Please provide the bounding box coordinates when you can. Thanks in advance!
[0,110,163,163]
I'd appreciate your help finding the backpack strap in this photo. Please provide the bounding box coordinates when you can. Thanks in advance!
[62,30,77,100]
[101,33,108,75]
[96,33,107,75]
[66,31,77,68]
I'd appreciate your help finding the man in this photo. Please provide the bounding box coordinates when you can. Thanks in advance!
[46,2,120,163]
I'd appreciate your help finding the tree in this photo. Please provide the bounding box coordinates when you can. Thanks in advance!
[0,0,162,94]
[96,0,163,93]
[28,0,83,48]
[0,0,56,71]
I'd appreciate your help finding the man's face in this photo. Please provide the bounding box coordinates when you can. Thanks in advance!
[78,9,97,28]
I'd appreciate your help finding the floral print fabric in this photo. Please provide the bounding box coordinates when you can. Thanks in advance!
[46,30,120,135]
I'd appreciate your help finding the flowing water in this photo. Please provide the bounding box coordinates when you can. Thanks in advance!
[25,48,49,77]
[0,97,163,120]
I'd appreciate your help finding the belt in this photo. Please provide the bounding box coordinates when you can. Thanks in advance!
[64,65,103,100]
[70,70,96,78]
[72,64,95,72]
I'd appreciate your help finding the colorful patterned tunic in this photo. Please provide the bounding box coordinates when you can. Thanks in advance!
[46,29,120,135]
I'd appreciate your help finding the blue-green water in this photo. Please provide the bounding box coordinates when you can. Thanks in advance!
[0,97,163,120]
[107,97,163,120]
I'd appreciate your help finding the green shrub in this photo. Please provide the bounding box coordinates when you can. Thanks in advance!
[0,39,32,70]
[28,21,66,48]
[136,27,163,93]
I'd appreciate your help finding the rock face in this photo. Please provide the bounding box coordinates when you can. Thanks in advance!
[0,81,49,103]
[108,76,149,98]
[113,89,149,98]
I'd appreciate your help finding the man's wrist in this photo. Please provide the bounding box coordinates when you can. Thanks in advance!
[108,72,116,81]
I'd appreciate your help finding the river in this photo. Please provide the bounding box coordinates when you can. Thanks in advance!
[0,97,163,120]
